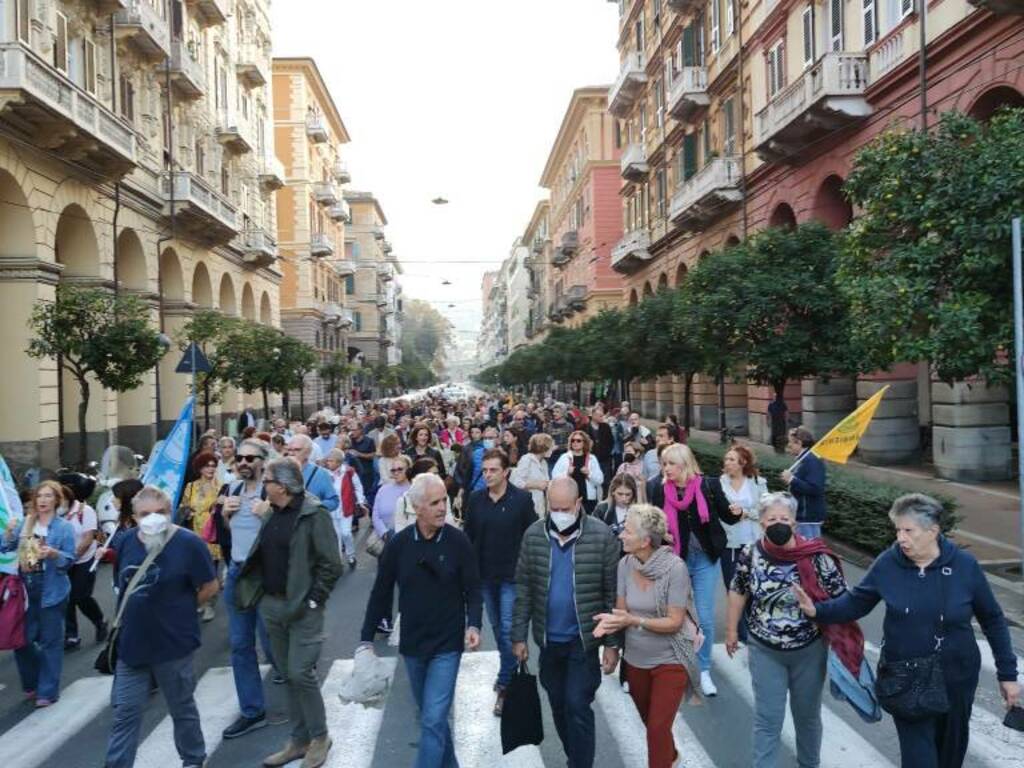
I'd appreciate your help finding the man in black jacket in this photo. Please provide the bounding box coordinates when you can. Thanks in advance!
[463,448,537,716]
[360,474,482,768]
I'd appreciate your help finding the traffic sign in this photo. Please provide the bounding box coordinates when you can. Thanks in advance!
[175,342,212,374]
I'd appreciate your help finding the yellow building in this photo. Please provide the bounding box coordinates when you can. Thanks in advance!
[272,57,352,417]
[0,0,282,472]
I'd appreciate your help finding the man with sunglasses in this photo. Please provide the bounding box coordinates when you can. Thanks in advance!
[219,439,278,741]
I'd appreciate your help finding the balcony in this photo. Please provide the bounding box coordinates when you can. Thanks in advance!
[258,154,285,191]
[548,295,569,322]
[566,285,587,311]
[333,158,351,184]
[755,52,871,163]
[314,180,340,206]
[608,52,648,118]
[620,142,649,181]
[162,171,239,243]
[236,43,269,89]
[93,1,129,13]
[186,0,228,27]
[216,122,252,155]
[306,113,328,143]
[338,308,355,328]
[372,226,386,241]
[666,0,703,10]
[310,232,334,257]
[378,264,394,282]
[170,40,205,100]
[0,44,136,180]
[376,294,388,308]
[551,230,578,267]
[670,155,743,230]
[333,260,356,277]
[668,67,709,122]
[968,0,1024,11]
[611,230,653,274]
[241,227,278,269]
[322,302,344,324]
[328,200,351,223]
[114,0,171,61]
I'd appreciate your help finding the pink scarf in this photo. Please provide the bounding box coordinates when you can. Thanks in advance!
[662,476,709,556]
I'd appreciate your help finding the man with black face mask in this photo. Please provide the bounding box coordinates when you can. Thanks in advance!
[511,478,620,768]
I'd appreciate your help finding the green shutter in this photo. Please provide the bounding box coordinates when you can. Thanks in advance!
[683,133,698,181]
[682,26,695,67]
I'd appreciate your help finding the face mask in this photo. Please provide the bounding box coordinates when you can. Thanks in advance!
[482,439,495,449]
[623,453,636,462]
[765,522,793,547]
[139,513,169,537]
[549,511,578,532]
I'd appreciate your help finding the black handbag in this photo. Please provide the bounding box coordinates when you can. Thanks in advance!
[875,570,950,722]
[500,660,544,754]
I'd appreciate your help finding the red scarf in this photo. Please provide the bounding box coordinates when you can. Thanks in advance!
[339,467,357,517]
[761,535,864,677]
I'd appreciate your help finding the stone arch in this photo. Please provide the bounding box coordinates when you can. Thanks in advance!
[56,204,100,278]
[724,235,741,249]
[657,272,669,291]
[698,249,711,263]
[191,261,214,308]
[769,202,797,229]
[628,289,639,307]
[812,174,852,230]
[115,229,148,291]
[642,281,654,298]
[218,273,238,316]
[159,248,185,301]
[241,282,256,320]
[674,262,688,286]
[0,169,37,258]
[260,291,272,324]
[968,85,1024,122]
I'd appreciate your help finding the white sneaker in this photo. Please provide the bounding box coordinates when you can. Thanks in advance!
[700,670,718,697]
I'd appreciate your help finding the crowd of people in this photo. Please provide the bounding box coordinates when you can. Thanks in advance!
[0,389,1019,768]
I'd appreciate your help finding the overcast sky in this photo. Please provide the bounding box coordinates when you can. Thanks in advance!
[270,0,619,350]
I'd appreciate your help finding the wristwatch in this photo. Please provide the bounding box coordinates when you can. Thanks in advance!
[307,599,318,610]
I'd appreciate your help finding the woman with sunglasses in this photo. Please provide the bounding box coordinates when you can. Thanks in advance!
[551,430,604,515]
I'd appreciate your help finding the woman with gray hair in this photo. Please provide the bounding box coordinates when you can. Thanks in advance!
[593,503,702,768]
[794,493,1019,768]
[725,491,850,768]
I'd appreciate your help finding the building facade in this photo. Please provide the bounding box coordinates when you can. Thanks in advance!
[477,269,506,369]
[272,57,352,417]
[607,0,1024,479]
[505,240,531,352]
[343,189,402,374]
[522,201,552,345]
[0,0,282,472]
[540,86,624,330]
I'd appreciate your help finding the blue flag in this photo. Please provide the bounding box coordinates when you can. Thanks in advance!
[142,397,194,510]
[0,453,23,575]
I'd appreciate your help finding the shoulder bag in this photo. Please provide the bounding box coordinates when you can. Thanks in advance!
[874,570,950,721]
[94,537,167,675]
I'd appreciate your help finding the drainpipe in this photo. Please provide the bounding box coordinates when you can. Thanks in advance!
[111,16,121,292]
[156,53,176,432]
[737,1,749,239]
[918,0,928,130]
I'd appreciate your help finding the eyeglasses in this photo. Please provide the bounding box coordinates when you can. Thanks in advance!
[237,454,262,463]
[389,467,406,474]
[570,439,584,444]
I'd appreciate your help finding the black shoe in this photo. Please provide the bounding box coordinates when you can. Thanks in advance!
[95,621,109,644]
[64,637,81,651]
[222,712,268,739]
[347,557,357,570]
[271,671,287,685]
[377,618,392,635]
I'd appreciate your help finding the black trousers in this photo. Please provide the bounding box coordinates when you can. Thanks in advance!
[66,561,105,639]
[893,673,977,768]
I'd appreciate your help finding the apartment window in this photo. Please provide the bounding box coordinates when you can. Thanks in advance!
[54,12,69,73]
[635,19,644,52]
[345,275,355,294]
[653,0,662,22]
[83,40,96,95]
[726,0,736,36]
[655,167,667,220]
[614,120,622,149]
[639,102,647,142]
[723,97,736,155]
[710,0,721,53]
[802,5,815,67]
[863,0,877,45]
[889,0,914,30]
[682,133,698,182]
[829,0,844,51]
[655,77,665,129]
[195,141,205,175]
[16,0,30,44]
[353,312,362,332]
[766,40,785,99]
[352,241,361,260]
[119,73,135,122]
[221,165,229,197]
[171,0,184,39]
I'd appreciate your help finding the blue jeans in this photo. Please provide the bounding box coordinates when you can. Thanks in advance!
[539,639,601,768]
[686,546,720,672]
[481,579,516,688]
[105,653,205,768]
[404,651,462,768]
[14,573,66,701]
[223,562,275,718]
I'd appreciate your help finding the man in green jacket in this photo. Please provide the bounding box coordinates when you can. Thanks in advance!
[511,477,620,768]
[234,458,343,768]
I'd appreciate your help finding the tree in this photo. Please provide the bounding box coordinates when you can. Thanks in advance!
[177,310,239,430]
[401,299,454,384]
[27,286,167,466]
[223,323,317,416]
[319,352,354,409]
[840,108,1024,384]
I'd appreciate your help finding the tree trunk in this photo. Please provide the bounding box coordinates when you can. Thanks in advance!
[203,378,211,431]
[76,375,90,470]
[718,365,728,444]
[299,377,306,419]
[261,386,269,419]
[282,391,290,420]
[684,372,694,431]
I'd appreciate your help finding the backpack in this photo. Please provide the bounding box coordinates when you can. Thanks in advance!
[0,573,27,651]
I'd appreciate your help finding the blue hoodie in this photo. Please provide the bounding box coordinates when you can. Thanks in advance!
[814,537,1017,684]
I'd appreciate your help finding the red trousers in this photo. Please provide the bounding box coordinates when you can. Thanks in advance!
[624,661,689,768]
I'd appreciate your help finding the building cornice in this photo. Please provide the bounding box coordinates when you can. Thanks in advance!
[539,87,611,188]
[0,257,63,286]
[272,57,351,144]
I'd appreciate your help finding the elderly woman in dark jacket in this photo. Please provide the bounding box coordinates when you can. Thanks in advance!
[794,494,1020,768]
[647,443,741,697]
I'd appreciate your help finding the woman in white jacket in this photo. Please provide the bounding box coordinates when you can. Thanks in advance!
[510,433,553,518]
[719,444,768,643]
[552,430,604,515]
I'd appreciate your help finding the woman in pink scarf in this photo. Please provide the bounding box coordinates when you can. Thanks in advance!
[646,443,741,696]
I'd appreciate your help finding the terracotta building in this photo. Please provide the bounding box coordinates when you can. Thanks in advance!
[606,0,1024,480]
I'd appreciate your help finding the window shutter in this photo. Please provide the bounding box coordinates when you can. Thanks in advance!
[724,98,736,154]
[900,0,913,16]
[767,48,777,97]
[863,0,876,46]
[16,0,30,44]
[683,132,698,181]
[682,26,695,66]
[84,39,96,94]
[55,13,68,73]
[727,0,735,35]
[802,6,815,66]
[710,0,720,52]
[830,0,843,51]
[664,56,674,87]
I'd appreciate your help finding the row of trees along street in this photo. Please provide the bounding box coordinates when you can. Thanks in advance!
[477,109,1024,423]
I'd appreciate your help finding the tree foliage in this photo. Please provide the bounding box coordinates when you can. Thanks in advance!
[400,299,454,384]
[222,322,318,414]
[177,309,239,428]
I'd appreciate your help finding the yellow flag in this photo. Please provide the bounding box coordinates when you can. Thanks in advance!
[809,385,890,464]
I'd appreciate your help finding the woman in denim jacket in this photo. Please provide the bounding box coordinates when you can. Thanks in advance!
[1,479,76,707]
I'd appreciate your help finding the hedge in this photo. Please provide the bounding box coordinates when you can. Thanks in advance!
[686,438,959,557]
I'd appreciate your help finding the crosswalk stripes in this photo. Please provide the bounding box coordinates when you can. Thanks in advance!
[133,664,270,768]
[0,674,112,767]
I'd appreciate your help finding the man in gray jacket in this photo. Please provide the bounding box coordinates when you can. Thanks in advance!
[511,477,620,768]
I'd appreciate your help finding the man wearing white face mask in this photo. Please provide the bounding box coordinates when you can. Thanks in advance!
[511,478,620,768]
[105,486,219,768]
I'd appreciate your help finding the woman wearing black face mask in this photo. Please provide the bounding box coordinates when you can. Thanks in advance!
[613,441,647,503]
[724,492,852,768]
